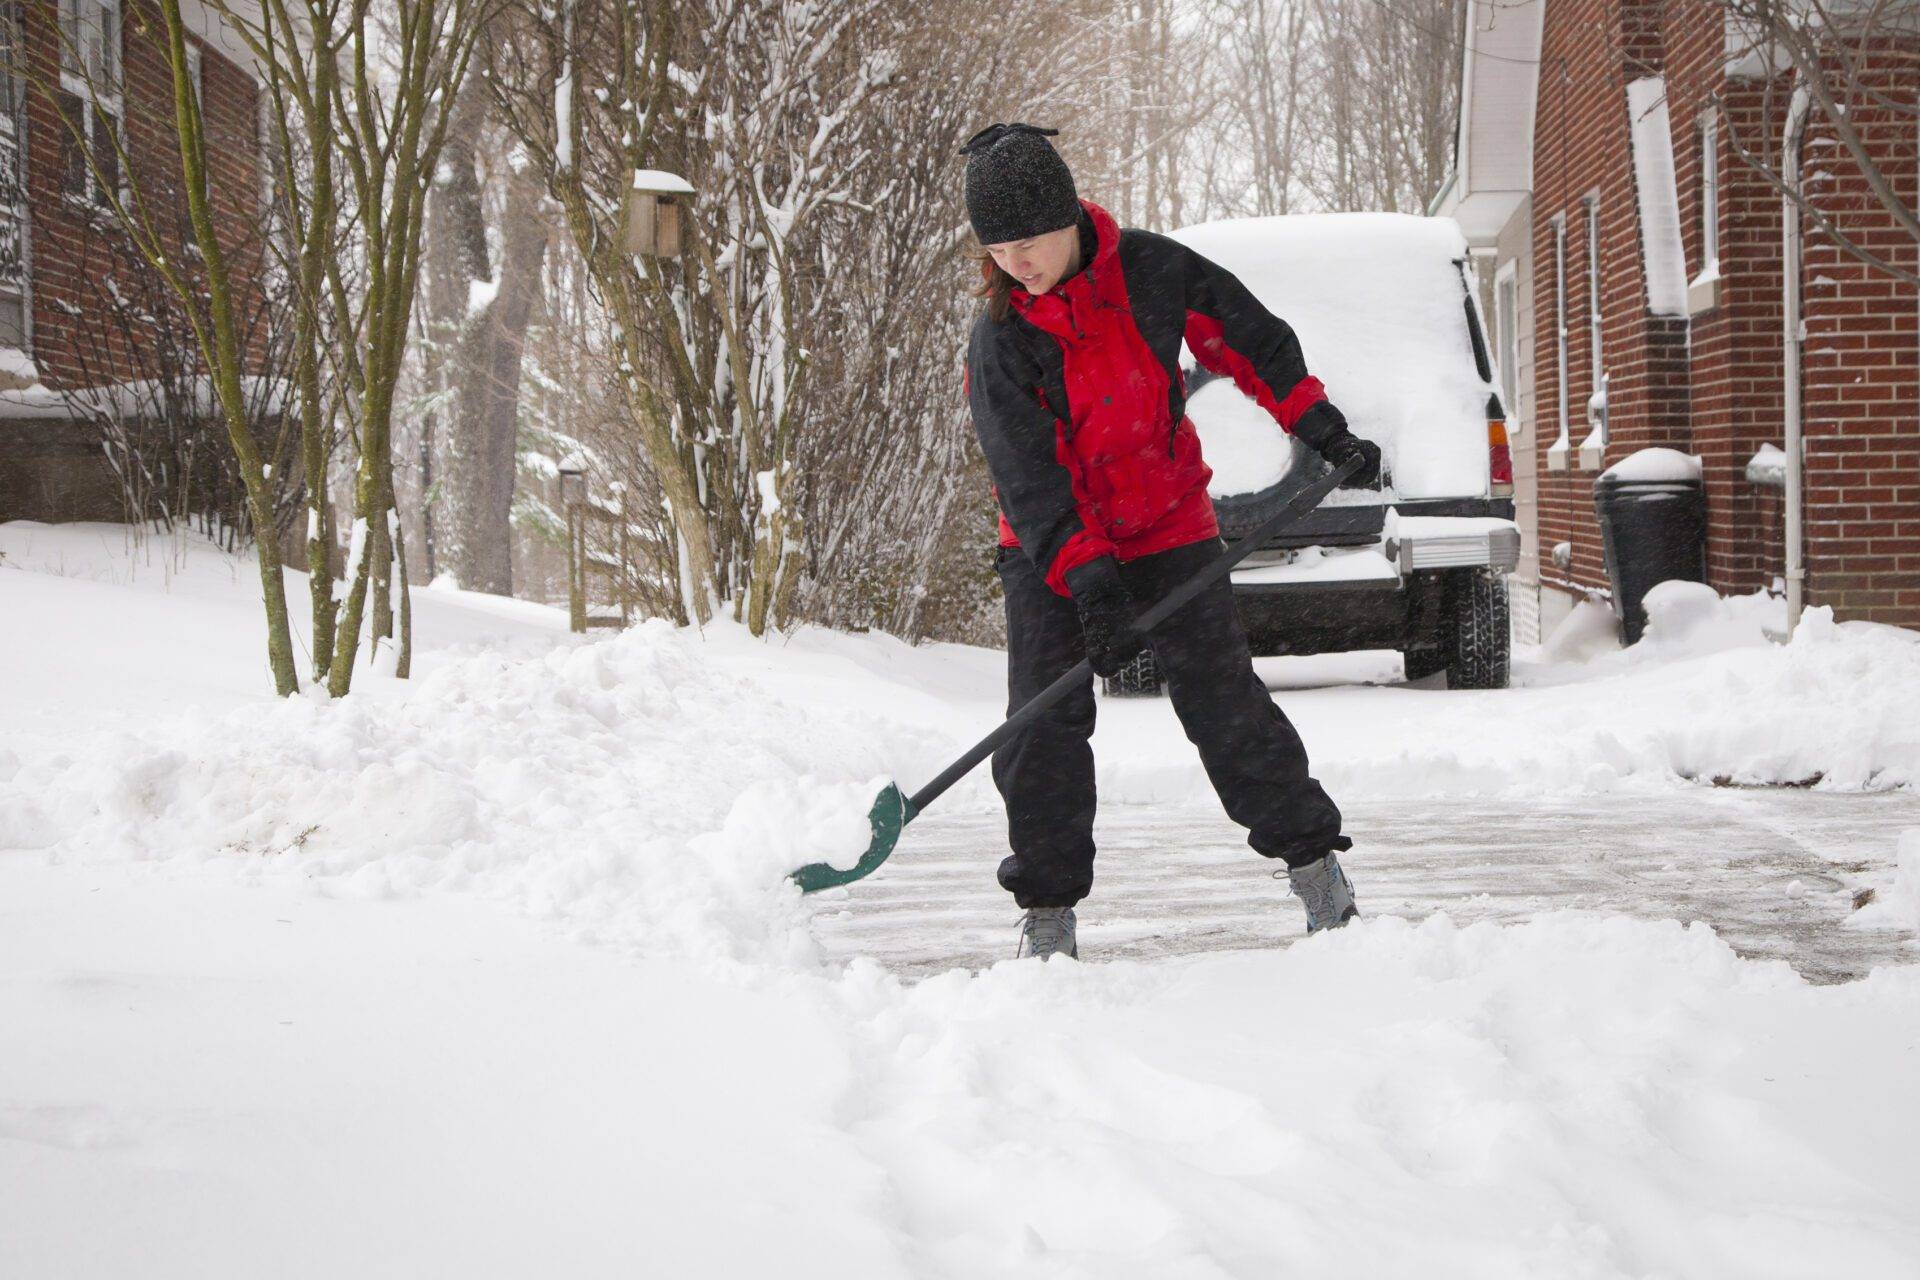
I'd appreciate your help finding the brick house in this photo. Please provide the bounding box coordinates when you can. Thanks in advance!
[1433,0,1919,640]
[0,0,265,523]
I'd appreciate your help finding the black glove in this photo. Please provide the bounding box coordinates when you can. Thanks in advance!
[1292,402,1381,490]
[1063,556,1148,679]
[1316,430,1382,490]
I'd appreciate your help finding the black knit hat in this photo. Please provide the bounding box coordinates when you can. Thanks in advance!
[960,123,1080,246]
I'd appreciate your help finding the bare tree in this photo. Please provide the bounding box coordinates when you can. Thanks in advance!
[488,0,900,633]
[1192,0,1316,216]
[1302,0,1464,212]
[60,196,300,547]
[224,0,494,690]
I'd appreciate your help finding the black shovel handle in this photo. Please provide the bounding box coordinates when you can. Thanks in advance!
[907,456,1362,814]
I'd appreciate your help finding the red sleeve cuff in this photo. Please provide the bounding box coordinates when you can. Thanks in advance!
[1044,529,1117,596]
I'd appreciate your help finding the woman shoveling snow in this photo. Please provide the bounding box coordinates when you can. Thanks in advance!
[960,123,1380,960]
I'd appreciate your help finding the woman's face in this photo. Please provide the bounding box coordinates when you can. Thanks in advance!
[985,223,1079,295]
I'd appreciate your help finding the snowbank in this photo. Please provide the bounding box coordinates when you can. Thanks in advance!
[0,618,964,968]
[1854,829,1920,935]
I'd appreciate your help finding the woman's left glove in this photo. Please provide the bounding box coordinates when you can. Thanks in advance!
[1315,430,1382,489]
[1293,404,1382,489]
[1064,556,1149,679]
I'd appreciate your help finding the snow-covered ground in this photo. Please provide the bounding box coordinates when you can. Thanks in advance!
[4,521,1920,1277]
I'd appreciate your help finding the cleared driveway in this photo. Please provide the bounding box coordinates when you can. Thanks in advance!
[815,788,1920,983]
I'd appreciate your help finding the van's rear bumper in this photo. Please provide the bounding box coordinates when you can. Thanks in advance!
[1224,498,1520,657]
[1229,495,1515,549]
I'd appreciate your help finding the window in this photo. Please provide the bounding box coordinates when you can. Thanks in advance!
[1696,113,1719,273]
[56,0,122,205]
[1494,259,1521,435]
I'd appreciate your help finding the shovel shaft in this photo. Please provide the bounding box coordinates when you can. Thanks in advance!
[907,456,1361,814]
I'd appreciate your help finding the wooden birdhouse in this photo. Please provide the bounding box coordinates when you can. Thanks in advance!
[627,169,695,258]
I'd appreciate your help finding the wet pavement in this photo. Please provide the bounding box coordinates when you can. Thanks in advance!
[813,787,1920,984]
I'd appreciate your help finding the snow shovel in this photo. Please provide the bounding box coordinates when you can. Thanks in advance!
[790,455,1364,894]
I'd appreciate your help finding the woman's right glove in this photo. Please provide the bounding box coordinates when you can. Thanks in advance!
[1064,556,1148,679]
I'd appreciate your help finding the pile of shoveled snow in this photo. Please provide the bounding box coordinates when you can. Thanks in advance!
[1854,829,1920,935]
[0,620,952,968]
[1095,595,1920,801]
[827,911,1920,1277]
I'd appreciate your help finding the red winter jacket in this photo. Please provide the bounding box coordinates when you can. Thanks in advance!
[964,198,1347,595]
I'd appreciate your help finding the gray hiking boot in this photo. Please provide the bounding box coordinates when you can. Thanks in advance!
[1016,906,1078,960]
[1285,852,1359,933]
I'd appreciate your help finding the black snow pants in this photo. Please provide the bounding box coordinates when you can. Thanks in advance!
[992,536,1350,909]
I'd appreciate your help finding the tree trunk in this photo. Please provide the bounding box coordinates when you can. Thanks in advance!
[426,81,492,589]
[445,151,549,595]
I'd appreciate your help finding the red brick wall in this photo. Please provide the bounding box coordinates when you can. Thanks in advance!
[1533,0,1920,628]
[1795,40,1920,626]
[1665,0,1790,597]
[20,0,262,390]
[1531,0,1690,599]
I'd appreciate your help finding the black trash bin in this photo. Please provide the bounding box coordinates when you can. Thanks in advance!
[1592,458,1708,644]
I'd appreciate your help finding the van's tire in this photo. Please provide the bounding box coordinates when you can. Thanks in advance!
[1443,568,1511,690]
[1102,649,1165,698]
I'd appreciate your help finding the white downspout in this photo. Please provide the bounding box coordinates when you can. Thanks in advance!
[1580,195,1608,466]
[1782,81,1812,635]
[1548,216,1571,469]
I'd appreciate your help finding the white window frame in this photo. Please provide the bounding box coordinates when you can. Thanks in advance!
[1493,257,1522,437]
[56,0,123,206]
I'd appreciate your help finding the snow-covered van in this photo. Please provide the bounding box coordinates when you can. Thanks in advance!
[1109,212,1518,694]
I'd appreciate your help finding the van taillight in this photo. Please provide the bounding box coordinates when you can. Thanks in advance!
[1489,419,1514,497]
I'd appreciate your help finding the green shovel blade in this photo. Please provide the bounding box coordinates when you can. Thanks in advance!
[790,782,918,894]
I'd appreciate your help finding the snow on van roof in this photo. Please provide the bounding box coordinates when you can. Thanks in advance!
[1168,212,1494,500]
